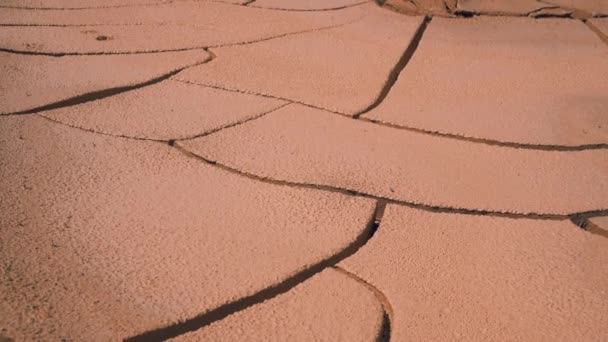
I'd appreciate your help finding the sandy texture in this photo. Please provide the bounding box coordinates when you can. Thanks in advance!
[180,104,608,215]
[0,2,366,54]
[0,115,375,340]
[366,17,608,147]
[0,50,208,115]
[42,80,286,140]
[544,0,608,16]
[174,7,423,115]
[170,269,384,342]
[339,205,608,341]
[0,0,169,9]
[456,0,548,14]
[251,0,369,10]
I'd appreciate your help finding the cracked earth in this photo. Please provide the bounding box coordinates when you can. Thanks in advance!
[1,0,607,341]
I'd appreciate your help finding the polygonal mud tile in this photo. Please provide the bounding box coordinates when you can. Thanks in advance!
[42,80,286,140]
[544,0,608,16]
[0,50,208,115]
[456,0,549,15]
[0,2,367,53]
[0,115,375,340]
[174,6,424,115]
[339,205,608,341]
[365,17,608,147]
[0,0,169,9]
[180,104,608,215]
[250,0,369,11]
[169,269,385,342]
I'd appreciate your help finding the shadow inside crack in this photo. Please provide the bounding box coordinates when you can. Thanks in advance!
[124,201,386,342]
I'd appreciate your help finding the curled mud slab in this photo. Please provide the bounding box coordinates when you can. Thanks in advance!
[174,6,423,115]
[167,269,385,342]
[41,80,287,141]
[180,103,608,215]
[364,17,608,148]
[0,50,209,115]
[0,115,375,340]
[339,205,608,341]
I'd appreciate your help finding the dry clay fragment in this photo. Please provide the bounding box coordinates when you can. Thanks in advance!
[0,50,209,115]
[43,80,286,140]
[170,269,385,342]
[180,104,608,215]
[175,7,423,115]
[340,205,608,341]
[0,115,375,341]
[0,0,169,9]
[0,2,367,54]
[366,17,608,147]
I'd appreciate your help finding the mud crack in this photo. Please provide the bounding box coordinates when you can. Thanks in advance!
[124,200,386,341]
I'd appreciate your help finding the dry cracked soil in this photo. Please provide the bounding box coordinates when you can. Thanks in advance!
[1,0,608,341]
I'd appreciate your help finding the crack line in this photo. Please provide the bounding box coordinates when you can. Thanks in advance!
[248,1,371,12]
[584,19,608,46]
[123,200,384,341]
[2,50,213,115]
[353,15,431,119]
[172,143,608,221]
[0,14,365,56]
[172,80,608,151]
[333,266,393,342]
[18,114,608,224]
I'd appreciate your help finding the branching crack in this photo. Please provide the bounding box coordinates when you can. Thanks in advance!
[123,200,385,341]
[0,15,365,56]
[3,51,213,115]
[172,143,608,221]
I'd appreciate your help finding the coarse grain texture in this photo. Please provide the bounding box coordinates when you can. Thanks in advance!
[174,6,423,115]
[180,104,608,215]
[0,50,209,114]
[0,115,375,340]
[0,2,367,53]
[365,17,608,147]
[339,205,608,341]
[169,269,384,342]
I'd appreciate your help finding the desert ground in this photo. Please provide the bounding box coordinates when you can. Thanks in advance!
[1,0,608,341]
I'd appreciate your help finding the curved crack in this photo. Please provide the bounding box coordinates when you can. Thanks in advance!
[359,117,608,151]
[333,266,394,342]
[123,200,385,341]
[0,0,174,10]
[172,80,608,151]
[0,15,365,56]
[2,50,213,115]
[21,108,608,222]
[172,143,608,221]
[353,15,431,118]
[570,214,608,239]
[248,1,371,12]
[584,19,608,46]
